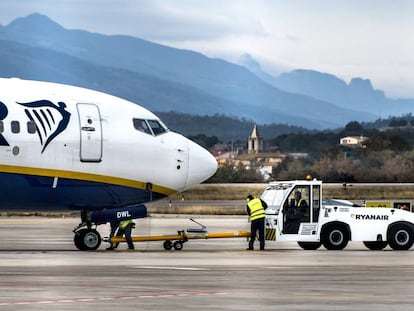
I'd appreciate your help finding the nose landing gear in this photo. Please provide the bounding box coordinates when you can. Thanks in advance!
[73,210,102,251]
[74,227,101,251]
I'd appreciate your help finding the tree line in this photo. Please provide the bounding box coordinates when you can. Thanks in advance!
[206,119,414,183]
[159,111,414,183]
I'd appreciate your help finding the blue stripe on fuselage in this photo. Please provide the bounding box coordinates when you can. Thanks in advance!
[0,172,166,210]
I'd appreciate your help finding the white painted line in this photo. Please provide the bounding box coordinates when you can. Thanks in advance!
[264,266,293,269]
[0,292,226,306]
[135,266,209,271]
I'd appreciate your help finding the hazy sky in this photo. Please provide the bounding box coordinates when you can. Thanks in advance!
[1,0,413,98]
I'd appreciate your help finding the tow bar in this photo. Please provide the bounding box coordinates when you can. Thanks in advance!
[106,218,250,250]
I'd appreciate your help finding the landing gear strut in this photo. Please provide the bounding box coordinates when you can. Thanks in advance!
[73,210,102,251]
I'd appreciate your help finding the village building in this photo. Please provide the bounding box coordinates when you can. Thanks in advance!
[248,124,264,153]
[339,135,367,147]
[214,124,284,181]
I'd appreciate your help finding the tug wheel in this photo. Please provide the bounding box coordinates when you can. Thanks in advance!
[363,241,388,250]
[297,242,322,250]
[388,224,414,250]
[321,225,349,250]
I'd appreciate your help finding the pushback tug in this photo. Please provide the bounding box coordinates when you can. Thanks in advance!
[111,178,414,251]
[263,178,414,250]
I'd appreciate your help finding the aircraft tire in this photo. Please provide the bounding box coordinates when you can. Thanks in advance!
[321,225,349,250]
[74,229,101,251]
[363,241,388,250]
[388,224,414,250]
[74,230,87,251]
[297,242,322,250]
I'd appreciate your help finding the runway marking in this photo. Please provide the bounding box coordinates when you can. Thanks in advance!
[0,291,226,306]
[136,266,209,271]
[264,266,294,269]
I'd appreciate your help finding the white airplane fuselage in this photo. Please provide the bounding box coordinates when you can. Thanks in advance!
[0,78,217,210]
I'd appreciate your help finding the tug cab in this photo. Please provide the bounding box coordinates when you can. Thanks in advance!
[263,179,323,248]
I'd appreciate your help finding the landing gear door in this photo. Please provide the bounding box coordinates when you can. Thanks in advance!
[77,103,103,162]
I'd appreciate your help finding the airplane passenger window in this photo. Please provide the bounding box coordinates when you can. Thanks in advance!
[147,120,167,135]
[11,121,20,134]
[133,118,152,135]
[0,121,3,133]
[27,121,36,134]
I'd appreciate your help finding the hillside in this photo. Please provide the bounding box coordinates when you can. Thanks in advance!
[157,111,310,142]
[239,54,414,117]
[0,13,383,129]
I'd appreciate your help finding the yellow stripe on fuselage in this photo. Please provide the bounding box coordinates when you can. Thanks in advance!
[0,164,175,196]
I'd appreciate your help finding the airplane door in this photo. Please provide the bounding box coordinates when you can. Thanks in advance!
[77,103,103,162]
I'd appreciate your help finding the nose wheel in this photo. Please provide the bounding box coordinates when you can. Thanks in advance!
[74,228,101,251]
[73,210,102,251]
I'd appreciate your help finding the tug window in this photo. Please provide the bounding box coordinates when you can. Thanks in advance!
[11,121,20,134]
[133,118,152,135]
[27,121,36,134]
[147,120,167,135]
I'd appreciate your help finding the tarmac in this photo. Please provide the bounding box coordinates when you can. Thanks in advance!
[0,215,413,310]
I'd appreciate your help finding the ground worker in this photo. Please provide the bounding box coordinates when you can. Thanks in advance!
[108,219,135,250]
[246,194,268,251]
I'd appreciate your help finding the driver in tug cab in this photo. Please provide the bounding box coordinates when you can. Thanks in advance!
[294,191,308,209]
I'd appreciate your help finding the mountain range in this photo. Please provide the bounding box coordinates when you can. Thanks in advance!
[0,13,413,130]
[238,54,414,118]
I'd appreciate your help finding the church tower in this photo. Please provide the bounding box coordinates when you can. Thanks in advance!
[248,124,263,153]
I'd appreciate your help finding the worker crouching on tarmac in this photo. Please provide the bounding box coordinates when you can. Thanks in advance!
[107,219,136,250]
[246,194,268,251]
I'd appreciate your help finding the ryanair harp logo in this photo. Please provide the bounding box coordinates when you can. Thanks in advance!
[18,100,71,153]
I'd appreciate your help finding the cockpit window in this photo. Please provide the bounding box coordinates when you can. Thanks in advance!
[147,120,167,135]
[133,118,168,136]
[133,119,152,135]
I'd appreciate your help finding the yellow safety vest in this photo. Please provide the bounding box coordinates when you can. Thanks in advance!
[247,198,266,221]
[297,199,306,207]
[119,219,134,229]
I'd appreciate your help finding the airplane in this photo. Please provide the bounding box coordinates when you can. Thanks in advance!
[0,77,217,250]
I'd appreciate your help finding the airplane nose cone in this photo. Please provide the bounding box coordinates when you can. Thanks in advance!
[186,141,217,189]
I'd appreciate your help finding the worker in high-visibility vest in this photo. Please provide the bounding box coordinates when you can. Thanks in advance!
[109,219,135,250]
[246,194,268,251]
[294,191,308,208]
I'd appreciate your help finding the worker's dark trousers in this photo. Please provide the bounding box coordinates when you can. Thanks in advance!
[113,225,134,249]
[108,222,120,249]
[113,228,125,249]
[249,217,265,250]
[123,225,134,250]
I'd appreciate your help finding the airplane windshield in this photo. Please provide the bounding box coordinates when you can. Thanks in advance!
[133,118,152,134]
[133,118,168,136]
[147,120,167,135]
